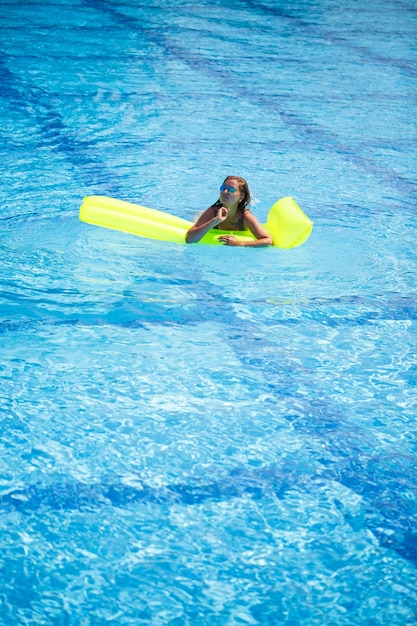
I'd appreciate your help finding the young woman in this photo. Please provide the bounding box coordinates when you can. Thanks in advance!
[185,176,273,246]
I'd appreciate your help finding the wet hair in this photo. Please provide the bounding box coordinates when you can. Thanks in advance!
[209,176,251,214]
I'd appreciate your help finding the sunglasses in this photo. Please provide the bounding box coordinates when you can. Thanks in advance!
[220,184,238,194]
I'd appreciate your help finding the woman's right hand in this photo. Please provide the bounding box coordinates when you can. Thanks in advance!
[185,205,228,243]
[216,206,229,223]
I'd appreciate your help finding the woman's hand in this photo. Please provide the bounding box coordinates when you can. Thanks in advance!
[185,204,229,243]
[216,206,229,223]
[218,235,241,246]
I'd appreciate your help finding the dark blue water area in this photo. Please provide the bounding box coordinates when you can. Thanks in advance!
[1,453,416,564]
[0,54,124,200]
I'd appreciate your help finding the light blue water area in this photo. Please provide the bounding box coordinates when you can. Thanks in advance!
[1,0,417,624]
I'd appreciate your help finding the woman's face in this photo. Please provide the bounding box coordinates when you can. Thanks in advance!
[219,178,242,205]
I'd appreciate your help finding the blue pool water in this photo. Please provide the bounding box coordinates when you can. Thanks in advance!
[1,0,417,623]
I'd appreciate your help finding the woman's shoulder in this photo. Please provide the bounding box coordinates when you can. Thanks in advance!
[242,207,254,221]
[243,208,259,219]
[242,208,263,228]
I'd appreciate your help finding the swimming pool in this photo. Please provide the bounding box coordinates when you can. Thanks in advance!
[1,0,416,623]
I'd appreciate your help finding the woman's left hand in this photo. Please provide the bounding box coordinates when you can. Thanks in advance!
[218,235,241,246]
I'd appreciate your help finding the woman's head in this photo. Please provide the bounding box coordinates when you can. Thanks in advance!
[220,176,251,213]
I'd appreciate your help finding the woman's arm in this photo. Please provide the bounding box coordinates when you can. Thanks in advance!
[185,205,228,243]
[218,212,273,247]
